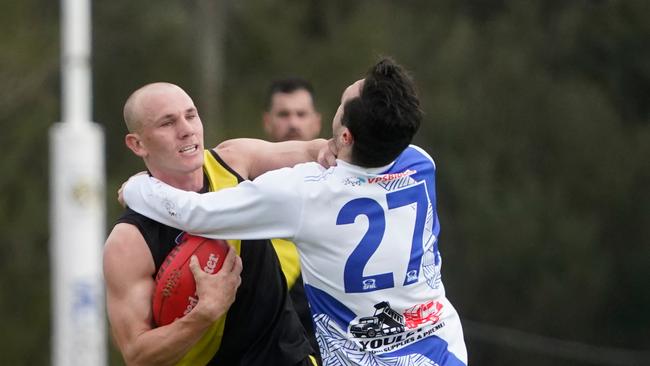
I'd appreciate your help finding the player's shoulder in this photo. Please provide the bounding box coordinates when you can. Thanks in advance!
[104,223,155,277]
[292,161,327,174]
[401,144,436,167]
[287,161,335,183]
[105,222,145,250]
[254,161,326,188]
[211,141,250,179]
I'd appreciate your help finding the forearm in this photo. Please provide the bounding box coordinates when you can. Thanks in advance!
[217,138,327,179]
[120,312,215,366]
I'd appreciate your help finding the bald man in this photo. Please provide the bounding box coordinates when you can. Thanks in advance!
[104,82,322,365]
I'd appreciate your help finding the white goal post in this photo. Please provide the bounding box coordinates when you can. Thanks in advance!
[49,0,107,365]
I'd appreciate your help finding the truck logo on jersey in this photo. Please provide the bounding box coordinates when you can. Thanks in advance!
[348,300,445,352]
[404,300,443,329]
[350,302,405,339]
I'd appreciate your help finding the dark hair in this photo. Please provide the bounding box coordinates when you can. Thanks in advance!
[342,58,422,167]
[266,77,315,110]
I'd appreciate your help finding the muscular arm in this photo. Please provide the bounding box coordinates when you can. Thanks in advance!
[104,224,241,366]
[214,138,327,179]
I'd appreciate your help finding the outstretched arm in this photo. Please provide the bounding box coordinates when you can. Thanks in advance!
[214,138,331,180]
[122,168,302,240]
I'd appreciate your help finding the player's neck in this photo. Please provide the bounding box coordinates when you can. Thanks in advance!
[337,146,353,164]
[150,169,204,192]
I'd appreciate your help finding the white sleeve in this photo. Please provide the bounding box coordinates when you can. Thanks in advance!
[122,168,302,240]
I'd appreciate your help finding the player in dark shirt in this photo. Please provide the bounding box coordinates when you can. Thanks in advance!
[104,82,326,365]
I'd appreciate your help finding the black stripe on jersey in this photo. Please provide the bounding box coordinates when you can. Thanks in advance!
[209,149,244,183]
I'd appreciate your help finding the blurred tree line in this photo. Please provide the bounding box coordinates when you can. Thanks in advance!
[0,0,648,365]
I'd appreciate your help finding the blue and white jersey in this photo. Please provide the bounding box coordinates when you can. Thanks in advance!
[124,145,468,366]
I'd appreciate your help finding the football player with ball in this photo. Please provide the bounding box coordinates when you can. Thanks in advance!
[104,82,326,365]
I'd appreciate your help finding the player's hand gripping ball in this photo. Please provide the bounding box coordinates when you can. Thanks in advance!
[152,234,230,326]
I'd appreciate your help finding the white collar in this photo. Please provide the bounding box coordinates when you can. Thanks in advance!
[334,159,395,175]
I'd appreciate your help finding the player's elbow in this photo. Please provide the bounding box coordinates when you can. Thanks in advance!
[122,347,176,366]
[121,344,144,366]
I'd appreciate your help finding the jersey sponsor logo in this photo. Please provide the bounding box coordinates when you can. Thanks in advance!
[343,177,366,186]
[367,169,416,184]
[342,169,417,187]
[362,279,377,290]
[406,270,418,283]
[347,300,445,353]
[404,300,443,329]
[315,312,449,364]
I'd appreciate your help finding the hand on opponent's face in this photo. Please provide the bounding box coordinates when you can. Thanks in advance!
[317,138,338,168]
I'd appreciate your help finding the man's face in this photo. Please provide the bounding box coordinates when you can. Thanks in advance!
[264,89,321,141]
[133,86,205,176]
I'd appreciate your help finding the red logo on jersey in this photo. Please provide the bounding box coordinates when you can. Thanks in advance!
[403,300,443,329]
[367,169,417,184]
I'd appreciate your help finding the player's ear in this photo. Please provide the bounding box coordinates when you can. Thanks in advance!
[341,127,354,146]
[125,133,147,157]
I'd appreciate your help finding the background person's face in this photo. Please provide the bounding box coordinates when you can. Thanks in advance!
[264,89,321,141]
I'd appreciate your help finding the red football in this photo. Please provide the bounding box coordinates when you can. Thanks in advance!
[152,234,230,326]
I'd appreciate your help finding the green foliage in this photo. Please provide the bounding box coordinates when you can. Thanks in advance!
[0,0,648,365]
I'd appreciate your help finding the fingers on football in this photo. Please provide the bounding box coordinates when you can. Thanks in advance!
[220,247,242,288]
[220,245,238,273]
[189,255,202,280]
